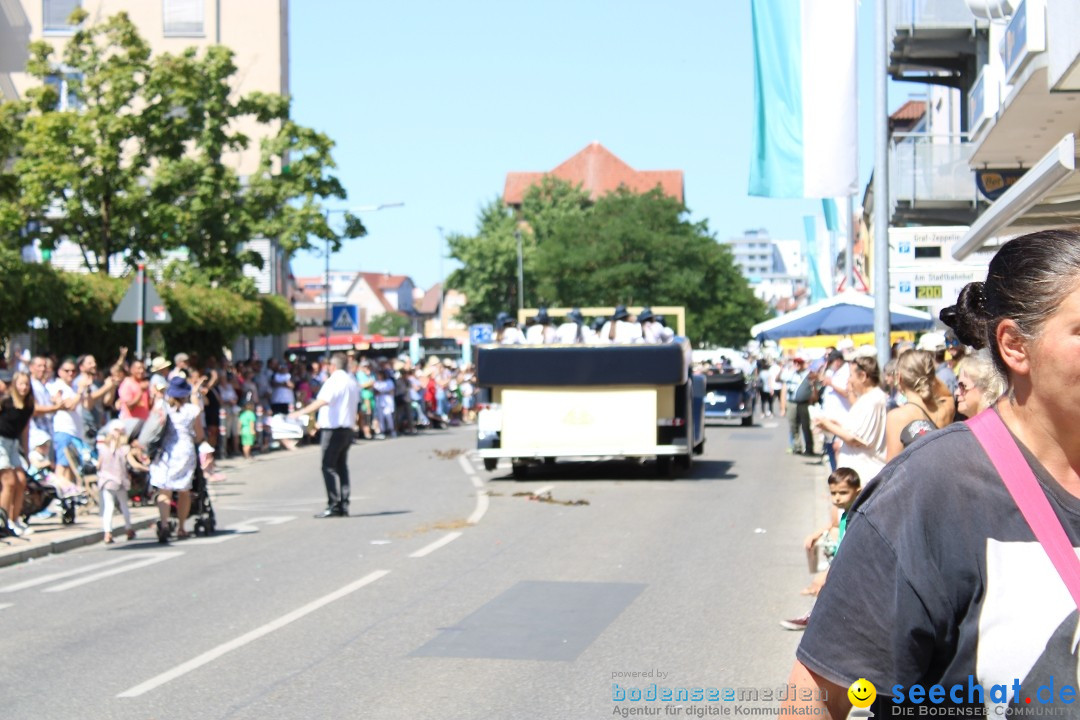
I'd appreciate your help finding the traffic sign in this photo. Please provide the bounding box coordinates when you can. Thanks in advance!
[469,323,494,345]
[112,277,171,323]
[330,304,359,332]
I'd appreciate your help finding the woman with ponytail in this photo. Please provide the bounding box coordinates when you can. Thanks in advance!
[884,349,955,460]
[782,228,1080,716]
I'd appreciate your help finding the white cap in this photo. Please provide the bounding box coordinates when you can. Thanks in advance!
[29,428,51,448]
[917,332,947,352]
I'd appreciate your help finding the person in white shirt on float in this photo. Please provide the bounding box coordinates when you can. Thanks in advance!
[525,308,557,345]
[555,308,595,344]
[494,312,525,345]
[290,353,360,518]
[599,305,642,343]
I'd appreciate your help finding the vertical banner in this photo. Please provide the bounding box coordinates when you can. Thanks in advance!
[749,0,858,198]
[803,215,828,304]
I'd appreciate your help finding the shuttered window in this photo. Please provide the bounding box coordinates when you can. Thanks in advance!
[163,0,204,36]
[43,0,81,33]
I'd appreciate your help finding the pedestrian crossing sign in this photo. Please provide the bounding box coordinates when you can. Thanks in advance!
[330,304,359,332]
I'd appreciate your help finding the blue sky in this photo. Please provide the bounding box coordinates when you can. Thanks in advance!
[289,1,910,290]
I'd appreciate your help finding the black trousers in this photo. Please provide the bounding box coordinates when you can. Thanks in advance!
[795,402,814,454]
[320,427,353,512]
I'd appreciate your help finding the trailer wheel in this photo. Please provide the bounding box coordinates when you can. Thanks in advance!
[483,458,498,472]
[511,463,528,480]
[674,453,692,470]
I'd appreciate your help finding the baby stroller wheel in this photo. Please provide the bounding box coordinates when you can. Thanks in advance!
[205,511,216,535]
[193,519,206,537]
[62,500,77,525]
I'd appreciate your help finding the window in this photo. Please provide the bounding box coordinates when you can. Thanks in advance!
[43,0,81,34]
[45,71,83,110]
[163,0,204,36]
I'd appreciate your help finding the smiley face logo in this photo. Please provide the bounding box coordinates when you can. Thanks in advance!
[848,678,876,708]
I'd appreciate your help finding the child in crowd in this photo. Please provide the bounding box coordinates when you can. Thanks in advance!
[781,467,862,631]
[199,441,226,483]
[239,401,257,459]
[96,422,138,544]
[373,369,397,439]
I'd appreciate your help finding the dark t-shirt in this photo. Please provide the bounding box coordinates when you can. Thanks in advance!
[0,396,35,439]
[798,416,1080,715]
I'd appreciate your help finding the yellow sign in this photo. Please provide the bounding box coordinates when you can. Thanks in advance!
[777,332,915,351]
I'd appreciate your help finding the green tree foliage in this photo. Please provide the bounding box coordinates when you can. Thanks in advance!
[367,312,414,337]
[447,179,769,346]
[0,10,364,287]
[445,198,524,325]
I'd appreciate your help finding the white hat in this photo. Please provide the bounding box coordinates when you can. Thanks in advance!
[917,332,947,353]
[29,428,50,449]
[852,345,879,359]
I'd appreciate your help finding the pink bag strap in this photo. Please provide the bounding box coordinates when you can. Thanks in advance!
[968,409,1080,609]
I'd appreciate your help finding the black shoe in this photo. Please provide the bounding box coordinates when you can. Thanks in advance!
[314,508,340,519]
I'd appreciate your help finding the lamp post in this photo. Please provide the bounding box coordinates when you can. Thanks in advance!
[515,229,524,310]
[323,203,404,362]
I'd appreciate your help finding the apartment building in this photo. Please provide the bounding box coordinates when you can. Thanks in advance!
[1,0,292,358]
[951,0,1080,259]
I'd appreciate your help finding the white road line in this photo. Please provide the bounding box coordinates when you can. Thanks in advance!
[457,455,476,478]
[0,603,13,610]
[531,485,554,497]
[117,569,391,698]
[44,552,183,592]
[409,532,463,558]
[0,556,132,593]
[467,491,489,525]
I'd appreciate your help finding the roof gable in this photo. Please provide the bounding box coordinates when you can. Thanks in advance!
[504,142,684,205]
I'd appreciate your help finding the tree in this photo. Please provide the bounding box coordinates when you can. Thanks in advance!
[448,177,769,346]
[1,10,364,283]
[533,187,769,346]
[445,198,524,325]
[368,312,414,337]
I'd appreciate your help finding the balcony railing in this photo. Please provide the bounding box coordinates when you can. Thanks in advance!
[889,133,978,212]
[891,0,984,30]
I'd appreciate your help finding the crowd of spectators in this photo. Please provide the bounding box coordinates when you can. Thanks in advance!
[0,345,478,537]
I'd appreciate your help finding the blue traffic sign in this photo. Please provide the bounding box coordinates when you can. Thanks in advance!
[469,323,494,345]
[331,304,359,332]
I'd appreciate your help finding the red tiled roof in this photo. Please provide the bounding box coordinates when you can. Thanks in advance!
[503,142,684,205]
[890,100,926,123]
[361,272,409,290]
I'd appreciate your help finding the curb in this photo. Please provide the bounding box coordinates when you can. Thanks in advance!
[0,513,160,570]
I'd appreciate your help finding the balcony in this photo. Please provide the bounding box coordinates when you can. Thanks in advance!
[889,133,982,225]
[890,0,988,92]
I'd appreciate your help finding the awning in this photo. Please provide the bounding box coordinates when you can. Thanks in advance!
[750,291,934,340]
[953,133,1078,260]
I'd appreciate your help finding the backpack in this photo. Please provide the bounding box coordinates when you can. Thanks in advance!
[133,404,172,462]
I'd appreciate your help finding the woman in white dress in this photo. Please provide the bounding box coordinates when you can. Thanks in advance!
[152,376,205,542]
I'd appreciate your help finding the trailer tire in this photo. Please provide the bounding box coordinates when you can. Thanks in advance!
[674,453,691,470]
[483,458,498,471]
[655,456,673,478]
[511,463,528,480]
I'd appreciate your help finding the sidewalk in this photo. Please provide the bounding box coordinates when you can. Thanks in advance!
[0,444,319,570]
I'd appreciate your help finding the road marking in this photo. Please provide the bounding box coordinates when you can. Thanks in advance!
[409,531,463,558]
[467,491,489,525]
[0,556,133,593]
[457,455,476,478]
[44,552,183,593]
[531,485,554,497]
[0,603,12,610]
[117,569,391,698]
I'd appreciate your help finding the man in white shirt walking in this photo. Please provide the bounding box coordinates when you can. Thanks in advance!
[290,354,360,518]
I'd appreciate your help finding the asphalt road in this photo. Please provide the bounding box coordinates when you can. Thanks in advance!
[1,416,830,720]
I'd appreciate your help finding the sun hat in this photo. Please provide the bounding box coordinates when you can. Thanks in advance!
[612,305,630,321]
[29,428,50,449]
[566,308,584,324]
[637,307,655,323]
[166,376,192,398]
[149,356,172,374]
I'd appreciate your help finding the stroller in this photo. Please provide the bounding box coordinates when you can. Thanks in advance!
[155,464,217,542]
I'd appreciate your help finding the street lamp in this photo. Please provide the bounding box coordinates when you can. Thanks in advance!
[323,203,404,362]
[437,226,446,337]
[515,229,524,310]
